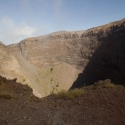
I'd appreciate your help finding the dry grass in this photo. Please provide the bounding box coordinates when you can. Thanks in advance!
[0,93,13,99]
[56,88,84,99]
[0,81,14,99]
[106,83,115,88]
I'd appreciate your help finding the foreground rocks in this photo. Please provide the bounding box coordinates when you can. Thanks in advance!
[0,76,125,125]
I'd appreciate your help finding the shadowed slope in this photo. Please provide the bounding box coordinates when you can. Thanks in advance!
[70,19,125,89]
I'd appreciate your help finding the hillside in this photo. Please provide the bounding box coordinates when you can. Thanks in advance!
[0,18,125,97]
[0,75,125,125]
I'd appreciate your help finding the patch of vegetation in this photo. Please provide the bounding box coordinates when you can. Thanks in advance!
[56,84,59,87]
[50,78,53,82]
[0,93,13,99]
[51,87,56,94]
[51,83,59,94]
[23,79,25,82]
[56,88,84,99]
[0,81,14,99]
[0,81,5,91]
[50,68,53,72]
[106,83,115,88]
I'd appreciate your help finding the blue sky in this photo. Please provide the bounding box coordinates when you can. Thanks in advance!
[0,0,125,45]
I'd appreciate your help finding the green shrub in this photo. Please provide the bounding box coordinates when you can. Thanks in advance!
[50,68,53,72]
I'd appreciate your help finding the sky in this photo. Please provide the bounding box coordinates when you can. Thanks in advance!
[0,0,125,45]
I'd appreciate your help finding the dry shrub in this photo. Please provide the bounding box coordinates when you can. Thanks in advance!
[0,93,13,99]
[57,88,84,99]
[106,83,115,88]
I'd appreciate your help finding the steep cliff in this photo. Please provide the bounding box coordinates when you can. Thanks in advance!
[0,18,125,97]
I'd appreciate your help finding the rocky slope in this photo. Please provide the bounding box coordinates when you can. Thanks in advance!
[0,18,125,97]
[0,75,125,125]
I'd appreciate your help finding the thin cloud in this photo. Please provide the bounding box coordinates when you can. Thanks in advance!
[0,0,64,45]
[0,17,37,45]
